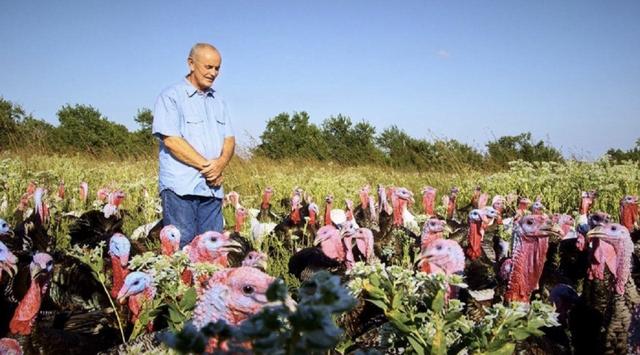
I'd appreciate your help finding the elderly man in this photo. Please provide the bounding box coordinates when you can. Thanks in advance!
[152,43,235,247]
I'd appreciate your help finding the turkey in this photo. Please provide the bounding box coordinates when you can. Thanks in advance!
[0,241,18,283]
[0,218,15,248]
[67,190,125,249]
[353,185,376,229]
[569,223,640,355]
[12,188,54,253]
[417,238,465,277]
[225,206,255,267]
[343,226,376,269]
[108,234,131,299]
[3,253,52,339]
[256,187,279,223]
[272,193,307,251]
[504,214,559,303]
[287,225,345,282]
[619,195,638,232]
[181,231,244,287]
[419,217,447,251]
[0,337,22,354]
[241,251,268,272]
[421,186,437,216]
[116,271,156,330]
[322,194,334,226]
[374,187,418,265]
[192,266,282,352]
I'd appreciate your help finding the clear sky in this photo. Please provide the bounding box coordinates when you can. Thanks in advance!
[1,1,639,159]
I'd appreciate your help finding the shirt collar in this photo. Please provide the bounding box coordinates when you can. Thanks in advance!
[183,78,215,97]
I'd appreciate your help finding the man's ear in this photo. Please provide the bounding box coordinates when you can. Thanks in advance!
[187,57,195,73]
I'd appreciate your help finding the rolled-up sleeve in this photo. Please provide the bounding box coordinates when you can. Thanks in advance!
[152,92,181,139]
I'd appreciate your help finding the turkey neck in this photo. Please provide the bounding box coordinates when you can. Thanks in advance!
[323,201,333,226]
[392,198,405,226]
[9,274,49,335]
[506,234,549,303]
[446,197,456,220]
[620,204,638,231]
[423,194,435,215]
[466,222,483,260]
[111,255,129,299]
[290,207,301,225]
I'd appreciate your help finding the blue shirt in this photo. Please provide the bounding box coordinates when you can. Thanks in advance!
[152,79,234,198]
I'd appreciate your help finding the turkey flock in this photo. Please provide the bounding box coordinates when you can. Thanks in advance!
[0,180,639,354]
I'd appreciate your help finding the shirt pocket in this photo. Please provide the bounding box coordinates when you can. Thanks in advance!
[182,115,206,142]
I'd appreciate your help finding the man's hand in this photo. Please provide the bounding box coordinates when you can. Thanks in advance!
[200,159,223,181]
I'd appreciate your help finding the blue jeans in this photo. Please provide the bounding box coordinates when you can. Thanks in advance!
[161,189,223,247]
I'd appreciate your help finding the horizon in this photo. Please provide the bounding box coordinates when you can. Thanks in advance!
[1,1,639,159]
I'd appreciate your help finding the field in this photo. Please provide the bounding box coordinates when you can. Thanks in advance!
[1,152,639,354]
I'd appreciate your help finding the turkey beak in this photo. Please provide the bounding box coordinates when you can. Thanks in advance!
[117,287,131,304]
[255,258,268,271]
[1,262,18,278]
[587,226,606,239]
[539,223,560,237]
[443,225,453,235]
[119,254,129,267]
[415,254,429,268]
[30,264,44,279]
[550,223,564,236]
[223,239,243,253]
[313,235,329,246]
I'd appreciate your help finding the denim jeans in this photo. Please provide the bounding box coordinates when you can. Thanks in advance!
[161,189,223,247]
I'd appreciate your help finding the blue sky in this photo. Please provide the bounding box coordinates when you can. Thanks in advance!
[1,1,639,159]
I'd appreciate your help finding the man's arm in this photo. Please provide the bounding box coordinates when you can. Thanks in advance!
[161,135,209,169]
[201,136,236,184]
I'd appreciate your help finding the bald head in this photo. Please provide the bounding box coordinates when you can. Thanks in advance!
[187,43,222,91]
[188,43,220,60]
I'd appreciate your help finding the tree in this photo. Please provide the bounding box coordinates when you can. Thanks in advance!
[606,138,640,162]
[432,139,484,170]
[377,125,432,169]
[256,111,328,160]
[134,108,153,133]
[486,132,563,167]
[0,97,27,148]
[131,108,156,153]
[57,104,132,155]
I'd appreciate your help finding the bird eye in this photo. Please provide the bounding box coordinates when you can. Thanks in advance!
[242,285,255,295]
[437,245,442,250]
[133,281,139,285]
[211,237,218,242]
[611,226,617,231]
[46,260,53,266]
[526,219,533,225]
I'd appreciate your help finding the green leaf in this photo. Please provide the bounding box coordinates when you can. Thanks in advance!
[431,289,445,313]
[179,287,197,309]
[484,342,516,355]
[407,334,426,355]
[168,304,184,324]
[512,328,532,341]
[387,310,412,333]
[364,298,389,312]
[392,290,403,310]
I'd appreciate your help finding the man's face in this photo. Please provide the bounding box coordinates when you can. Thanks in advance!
[188,47,222,91]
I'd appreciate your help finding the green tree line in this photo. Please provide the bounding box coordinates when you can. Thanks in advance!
[2,97,638,169]
[1,97,155,157]
[255,111,567,170]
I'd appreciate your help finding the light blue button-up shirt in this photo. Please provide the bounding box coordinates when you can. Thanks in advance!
[152,79,234,198]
